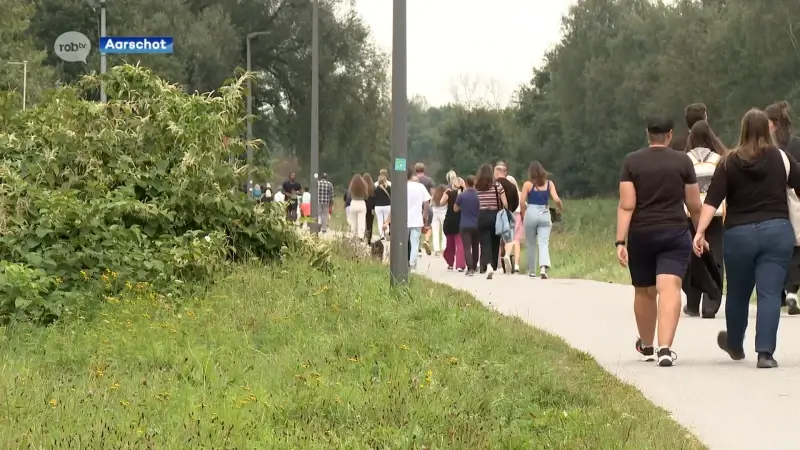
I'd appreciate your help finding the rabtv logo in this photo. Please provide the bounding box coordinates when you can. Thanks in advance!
[57,41,88,53]
[54,31,92,63]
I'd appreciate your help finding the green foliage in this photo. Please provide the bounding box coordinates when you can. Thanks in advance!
[0,64,330,323]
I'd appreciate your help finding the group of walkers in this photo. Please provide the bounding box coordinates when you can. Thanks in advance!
[250,171,318,223]
[617,101,800,369]
[340,162,564,278]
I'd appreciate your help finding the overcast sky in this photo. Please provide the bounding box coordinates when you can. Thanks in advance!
[354,0,576,106]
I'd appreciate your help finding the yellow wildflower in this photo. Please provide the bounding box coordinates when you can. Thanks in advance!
[49,399,57,408]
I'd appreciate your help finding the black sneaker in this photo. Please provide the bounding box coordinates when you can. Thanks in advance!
[682,305,700,317]
[465,270,475,277]
[657,347,677,367]
[635,337,655,362]
[717,331,745,360]
[786,293,800,315]
[447,266,453,271]
[757,352,778,368]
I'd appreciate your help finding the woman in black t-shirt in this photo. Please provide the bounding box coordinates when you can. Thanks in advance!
[373,174,392,240]
[440,177,465,271]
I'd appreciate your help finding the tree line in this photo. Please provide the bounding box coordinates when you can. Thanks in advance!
[3,0,800,195]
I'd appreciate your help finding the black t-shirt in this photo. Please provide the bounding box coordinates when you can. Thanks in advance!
[373,184,391,206]
[705,146,800,228]
[619,146,697,232]
[496,177,519,212]
[443,188,462,235]
[282,180,301,204]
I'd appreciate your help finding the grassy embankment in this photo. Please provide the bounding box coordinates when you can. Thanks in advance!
[0,199,707,448]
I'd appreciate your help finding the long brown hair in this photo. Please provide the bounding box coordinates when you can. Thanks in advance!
[687,120,727,155]
[432,184,447,204]
[765,101,792,149]
[474,164,494,191]
[362,173,375,196]
[528,161,549,186]
[727,109,775,163]
[348,174,368,198]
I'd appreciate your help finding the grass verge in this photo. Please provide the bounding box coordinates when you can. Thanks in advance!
[0,251,703,448]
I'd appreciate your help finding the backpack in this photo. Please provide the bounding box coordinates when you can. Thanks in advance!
[686,149,724,217]
[778,149,800,245]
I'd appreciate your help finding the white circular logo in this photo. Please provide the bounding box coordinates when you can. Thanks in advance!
[54,31,92,63]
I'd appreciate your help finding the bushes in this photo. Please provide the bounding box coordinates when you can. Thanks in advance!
[0,64,330,323]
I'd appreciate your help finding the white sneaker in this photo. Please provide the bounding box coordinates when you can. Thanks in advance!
[514,264,520,273]
[539,266,548,279]
[486,267,494,280]
[502,255,511,273]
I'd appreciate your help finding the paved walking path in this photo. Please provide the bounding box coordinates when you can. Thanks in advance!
[412,254,800,450]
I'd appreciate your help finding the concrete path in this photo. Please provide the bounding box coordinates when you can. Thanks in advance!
[411,254,800,450]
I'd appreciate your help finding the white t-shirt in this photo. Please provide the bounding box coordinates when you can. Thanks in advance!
[407,181,431,227]
[273,191,286,202]
[301,192,311,204]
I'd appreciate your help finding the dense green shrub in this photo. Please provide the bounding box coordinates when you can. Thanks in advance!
[0,64,330,323]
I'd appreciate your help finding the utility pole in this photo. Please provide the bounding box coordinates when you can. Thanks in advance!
[310,0,320,221]
[389,0,409,285]
[246,31,269,193]
[99,0,107,103]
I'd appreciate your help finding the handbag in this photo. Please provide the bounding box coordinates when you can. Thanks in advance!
[493,184,513,240]
[778,149,800,245]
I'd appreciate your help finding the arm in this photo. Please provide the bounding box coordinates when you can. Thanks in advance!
[520,182,530,216]
[497,184,508,209]
[616,158,635,243]
[698,163,727,234]
[549,181,564,211]
[681,156,702,230]
[440,192,450,206]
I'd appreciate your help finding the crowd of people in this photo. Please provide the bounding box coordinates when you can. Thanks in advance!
[338,162,564,279]
[617,101,800,369]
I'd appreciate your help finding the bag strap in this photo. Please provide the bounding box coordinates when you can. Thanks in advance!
[780,149,790,182]
[378,185,389,196]
[494,183,501,210]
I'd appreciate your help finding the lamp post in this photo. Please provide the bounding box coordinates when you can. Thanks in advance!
[310,0,320,221]
[6,61,27,111]
[85,0,107,103]
[389,0,409,285]
[246,31,269,193]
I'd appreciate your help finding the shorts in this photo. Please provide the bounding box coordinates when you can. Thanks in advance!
[513,212,523,241]
[627,227,692,287]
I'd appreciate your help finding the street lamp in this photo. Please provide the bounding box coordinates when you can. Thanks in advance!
[6,61,27,111]
[389,0,409,285]
[310,0,320,222]
[246,31,269,193]
[85,0,107,103]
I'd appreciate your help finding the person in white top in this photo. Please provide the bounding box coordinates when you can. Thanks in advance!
[406,169,431,269]
[300,186,312,218]
[273,190,286,203]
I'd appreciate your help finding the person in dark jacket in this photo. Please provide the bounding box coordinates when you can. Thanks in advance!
[766,100,800,315]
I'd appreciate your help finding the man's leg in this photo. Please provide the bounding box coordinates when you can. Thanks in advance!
[627,231,658,360]
[319,203,329,231]
[408,227,422,268]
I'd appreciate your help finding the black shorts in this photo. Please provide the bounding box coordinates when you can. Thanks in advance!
[628,227,692,287]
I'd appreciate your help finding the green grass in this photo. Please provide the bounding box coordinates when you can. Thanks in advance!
[0,252,705,448]
[332,197,629,283]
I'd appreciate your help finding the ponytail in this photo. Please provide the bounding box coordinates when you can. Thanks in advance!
[766,100,793,149]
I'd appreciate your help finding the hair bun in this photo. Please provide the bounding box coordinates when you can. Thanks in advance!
[779,100,790,112]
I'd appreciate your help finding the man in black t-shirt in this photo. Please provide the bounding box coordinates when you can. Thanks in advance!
[494,162,520,273]
[616,116,703,367]
[282,172,302,222]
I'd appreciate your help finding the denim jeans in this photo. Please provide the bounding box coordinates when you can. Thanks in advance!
[724,219,794,355]
[408,227,422,267]
[524,205,552,270]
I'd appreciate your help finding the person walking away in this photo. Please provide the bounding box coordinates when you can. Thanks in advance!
[263,183,273,203]
[766,101,800,315]
[616,116,703,367]
[695,109,800,368]
[374,175,391,240]
[282,172,302,222]
[317,173,334,233]
[493,163,520,273]
[520,162,563,279]
[507,174,524,274]
[300,186,312,218]
[475,164,508,279]
[455,176,480,276]
[440,177,466,271]
[362,173,376,240]
[414,163,435,255]
[670,103,708,151]
[347,174,368,240]
[252,184,263,202]
[406,169,431,270]
[376,169,392,188]
[501,174,522,273]
[430,185,448,256]
[273,188,286,203]
[683,120,727,318]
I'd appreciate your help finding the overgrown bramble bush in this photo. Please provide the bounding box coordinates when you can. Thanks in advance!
[0,64,330,323]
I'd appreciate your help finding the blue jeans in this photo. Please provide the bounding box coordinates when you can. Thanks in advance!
[408,227,422,267]
[524,205,552,269]
[724,219,794,355]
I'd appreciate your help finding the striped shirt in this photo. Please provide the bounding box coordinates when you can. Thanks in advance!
[476,182,504,210]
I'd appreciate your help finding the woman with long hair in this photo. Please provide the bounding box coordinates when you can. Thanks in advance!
[374,174,391,240]
[362,173,376,240]
[694,108,800,368]
[347,174,369,239]
[766,101,800,315]
[520,162,563,279]
[474,163,508,279]
[430,184,448,256]
[682,120,727,318]
[440,177,466,271]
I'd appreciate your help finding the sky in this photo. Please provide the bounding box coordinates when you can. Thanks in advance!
[354,0,576,107]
